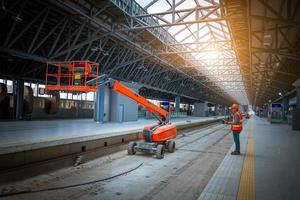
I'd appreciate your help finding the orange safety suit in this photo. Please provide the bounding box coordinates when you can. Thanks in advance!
[231,111,243,131]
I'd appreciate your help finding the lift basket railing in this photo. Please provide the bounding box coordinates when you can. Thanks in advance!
[45,60,99,92]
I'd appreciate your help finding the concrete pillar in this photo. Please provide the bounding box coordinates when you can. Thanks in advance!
[219,105,226,115]
[93,92,97,121]
[220,105,223,115]
[14,80,24,120]
[292,79,300,109]
[94,84,111,123]
[94,84,106,123]
[110,84,139,122]
[296,87,300,109]
[94,81,140,123]
[219,105,224,115]
[175,96,180,112]
[214,104,219,116]
[187,104,191,116]
[193,102,208,117]
[291,79,300,130]
[283,97,289,119]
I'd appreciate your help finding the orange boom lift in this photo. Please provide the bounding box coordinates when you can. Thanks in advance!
[107,79,177,159]
[45,61,177,159]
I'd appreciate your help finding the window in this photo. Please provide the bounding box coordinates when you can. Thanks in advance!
[73,94,78,100]
[60,92,67,99]
[38,84,49,97]
[82,93,87,101]
[86,92,94,101]
[31,83,38,96]
[67,93,72,99]
[7,80,13,93]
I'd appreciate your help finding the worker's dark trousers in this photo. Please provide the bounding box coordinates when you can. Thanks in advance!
[232,131,241,152]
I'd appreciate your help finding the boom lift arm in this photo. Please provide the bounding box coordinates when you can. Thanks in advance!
[106,79,169,124]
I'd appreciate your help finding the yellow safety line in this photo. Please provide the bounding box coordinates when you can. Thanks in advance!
[237,118,256,200]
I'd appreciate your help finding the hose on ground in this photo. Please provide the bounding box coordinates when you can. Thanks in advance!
[0,163,143,198]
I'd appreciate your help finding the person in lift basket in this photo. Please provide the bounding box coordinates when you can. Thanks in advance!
[224,103,243,155]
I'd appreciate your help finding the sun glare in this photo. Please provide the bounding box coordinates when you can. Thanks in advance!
[135,0,249,105]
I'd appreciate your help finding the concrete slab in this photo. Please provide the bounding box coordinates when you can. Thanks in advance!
[254,117,300,200]
[198,119,249,200]
[199,116,300,200]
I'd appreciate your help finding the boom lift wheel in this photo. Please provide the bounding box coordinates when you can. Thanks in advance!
[167,140,175,153]
[156,144,165,159]
[127,141,137,155]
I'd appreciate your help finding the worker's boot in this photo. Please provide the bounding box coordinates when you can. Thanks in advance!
[231,151,240,155]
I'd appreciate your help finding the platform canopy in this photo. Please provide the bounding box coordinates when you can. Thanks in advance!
[1,0,299,106]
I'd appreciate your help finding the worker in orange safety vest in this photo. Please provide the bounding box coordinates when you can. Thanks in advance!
[224,103,243,155]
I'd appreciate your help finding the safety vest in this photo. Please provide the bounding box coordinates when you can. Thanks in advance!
[231,111,243,131]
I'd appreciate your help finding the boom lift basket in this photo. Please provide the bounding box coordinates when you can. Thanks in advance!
[45,61,99,92]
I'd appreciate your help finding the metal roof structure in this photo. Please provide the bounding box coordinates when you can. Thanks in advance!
[223,0,300,106]
[0,0,299,106]
[135,0,248,105]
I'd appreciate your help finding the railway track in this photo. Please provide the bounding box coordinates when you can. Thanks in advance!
[0,121,222,183]
[0,122,234,199]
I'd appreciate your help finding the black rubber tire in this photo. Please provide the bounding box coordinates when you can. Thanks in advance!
[167,140,175,153]
[127,141,136,155]
[156,144,165,159]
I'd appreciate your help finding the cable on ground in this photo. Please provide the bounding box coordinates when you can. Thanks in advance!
[0,163,143,198]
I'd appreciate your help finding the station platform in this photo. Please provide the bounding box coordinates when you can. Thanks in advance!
[198,116,300,200]
[0,116,223,153]
[0,116,224,171]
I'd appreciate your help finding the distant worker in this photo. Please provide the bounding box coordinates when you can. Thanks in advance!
[224,103,243,155]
